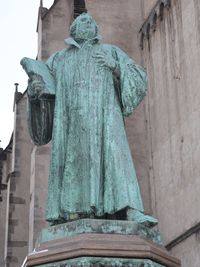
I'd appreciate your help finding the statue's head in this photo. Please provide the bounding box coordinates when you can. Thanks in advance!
[70,13,98,41]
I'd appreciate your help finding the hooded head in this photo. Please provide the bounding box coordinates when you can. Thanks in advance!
[70,13,98,42]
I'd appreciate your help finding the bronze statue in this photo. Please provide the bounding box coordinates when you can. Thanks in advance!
[21,13,157,227]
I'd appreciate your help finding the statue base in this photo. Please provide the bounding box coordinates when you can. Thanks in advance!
[22,219,181,267]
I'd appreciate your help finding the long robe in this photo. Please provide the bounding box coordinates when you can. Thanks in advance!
[28,38,148,223]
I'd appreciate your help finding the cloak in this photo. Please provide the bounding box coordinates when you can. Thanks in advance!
[28,37,148,223]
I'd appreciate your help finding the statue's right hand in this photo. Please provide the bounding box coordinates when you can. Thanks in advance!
[28,79,43,99]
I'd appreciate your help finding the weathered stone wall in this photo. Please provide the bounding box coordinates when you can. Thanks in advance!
[142,0,200,265]
[85,0,152,214]
[0,190,7,266]
[171,233,200,267]
[86,0,142,60]
[0,180,10,267]
[142,0,158,19]
[5,95,33,267]
[29,145,51,252]
[0,152,11,266]
[37,0,74,60]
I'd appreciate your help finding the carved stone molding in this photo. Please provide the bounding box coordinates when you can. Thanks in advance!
[22,220,181,267]
[23,234,181,267]
[139,0,171,49]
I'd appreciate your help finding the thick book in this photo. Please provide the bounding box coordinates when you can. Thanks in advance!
[20,57,56,99]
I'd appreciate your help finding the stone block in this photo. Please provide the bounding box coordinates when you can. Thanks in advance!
[22,220,180,267]
[36,219,161,245]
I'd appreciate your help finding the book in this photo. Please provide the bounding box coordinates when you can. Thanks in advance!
[20,57,56,99]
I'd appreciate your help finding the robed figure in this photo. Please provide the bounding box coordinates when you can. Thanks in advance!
[21,14,157,226]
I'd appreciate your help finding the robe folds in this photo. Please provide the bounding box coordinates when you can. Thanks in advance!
[28,39,148,223]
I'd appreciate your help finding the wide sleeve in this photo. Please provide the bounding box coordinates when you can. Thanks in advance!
[27,97,55,146]
[27,52,59,146]
[113,46,148,116]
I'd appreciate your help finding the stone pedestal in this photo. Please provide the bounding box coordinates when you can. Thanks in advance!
[22,219,181,267]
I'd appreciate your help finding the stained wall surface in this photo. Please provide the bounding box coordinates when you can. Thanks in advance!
[0,155,11,266]
[142,0,157,19]
[0,190,7,266]
[171,233,200,267]
[37,0,74,60]
[29,145,50,252]
[5,95,33,267]
[142,0,200,265]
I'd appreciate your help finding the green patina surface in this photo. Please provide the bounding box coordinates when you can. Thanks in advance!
[36,219,161,246]
[21,13,157,227]
[37,257,166,267]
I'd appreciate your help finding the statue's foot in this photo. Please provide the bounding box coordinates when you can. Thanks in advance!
[127,209,158,228]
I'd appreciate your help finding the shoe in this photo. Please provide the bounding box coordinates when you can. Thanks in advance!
[127,209,158,227]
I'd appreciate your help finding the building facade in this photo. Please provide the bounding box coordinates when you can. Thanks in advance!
[0,0,200,266]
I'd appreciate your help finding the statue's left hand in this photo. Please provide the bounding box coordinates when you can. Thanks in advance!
[93,51,117,71]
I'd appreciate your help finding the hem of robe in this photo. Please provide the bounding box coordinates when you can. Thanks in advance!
[46,204,144,224]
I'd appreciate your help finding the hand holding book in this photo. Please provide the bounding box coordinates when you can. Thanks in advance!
[20,57,56,100]
[27,74,45,100]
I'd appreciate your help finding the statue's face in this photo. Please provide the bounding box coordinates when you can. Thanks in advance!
[71,14,97,41]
